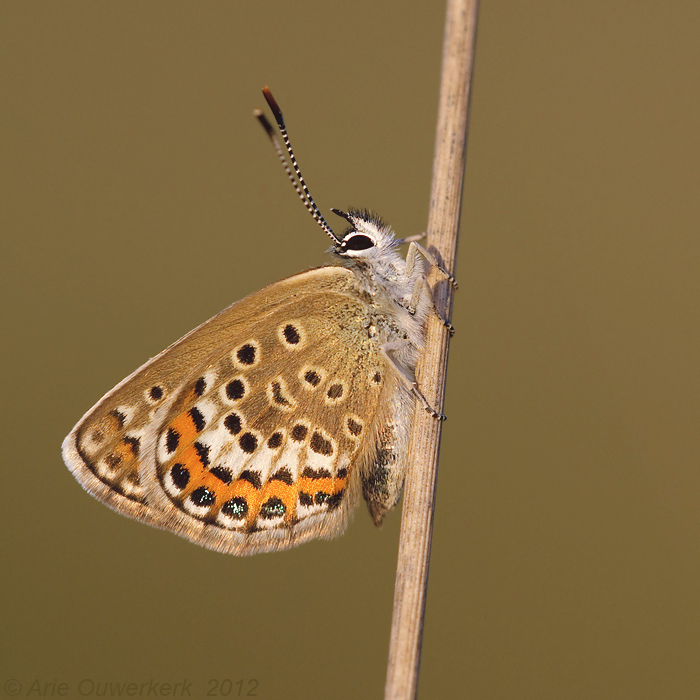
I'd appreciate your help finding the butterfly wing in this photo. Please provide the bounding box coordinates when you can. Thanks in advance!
[63,266,397,554]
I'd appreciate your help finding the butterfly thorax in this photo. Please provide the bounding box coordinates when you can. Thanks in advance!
[328,211,430,353]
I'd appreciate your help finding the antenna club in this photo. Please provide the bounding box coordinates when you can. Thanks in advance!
[262,87,285,128]
[255,110,276,139]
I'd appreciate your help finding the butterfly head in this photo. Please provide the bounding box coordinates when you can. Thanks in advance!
[329,208,397,260]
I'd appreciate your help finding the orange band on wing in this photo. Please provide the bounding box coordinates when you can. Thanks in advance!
[168,411,202,447]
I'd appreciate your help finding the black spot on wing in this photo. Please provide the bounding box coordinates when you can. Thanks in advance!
[310,431,333,456]
[110,409,126,429]
[269,468,293,485]
[283,324,300,344]
[105,452,122,469]
[193,441,210,467]
[209,466,233,484]
[222,497,248,519]
[237,344,256,365]
[271,380,292,407]
[347,418,363,436]
[291,424,308,442]
[189,407,205,432]
[226,379,245,401]
[327,490,344,510]
[166,427,180,454]
[224,413,242,435]
[304,370,320,386]
[190,486,215,507]
[239,470,262,489]
[267,432,283,449]
[260,497,285,519]
[239,432,258,454]
[171,464,190,490]
[327,383,343,399]
[122,436,140,456]
[302,467,332,480]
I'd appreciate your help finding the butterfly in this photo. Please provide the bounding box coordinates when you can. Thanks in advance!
[62,87,456,555]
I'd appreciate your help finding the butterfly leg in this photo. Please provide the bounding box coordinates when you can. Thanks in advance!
[407,275,455,336]
[405,241,457,334]
[406,241,458,289]
[380,341,446,421]
[394,231,426,245]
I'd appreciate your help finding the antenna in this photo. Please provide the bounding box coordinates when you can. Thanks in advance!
[255,87,340,243]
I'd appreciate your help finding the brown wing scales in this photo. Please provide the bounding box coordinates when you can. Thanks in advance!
[152,297,383,542]
[62,267,398,554]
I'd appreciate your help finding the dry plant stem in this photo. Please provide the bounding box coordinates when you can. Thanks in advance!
[384,0,479,698]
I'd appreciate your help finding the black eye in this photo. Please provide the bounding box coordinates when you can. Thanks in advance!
[342,234,374,251]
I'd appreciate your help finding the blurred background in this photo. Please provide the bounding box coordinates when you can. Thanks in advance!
[2,1,699,698]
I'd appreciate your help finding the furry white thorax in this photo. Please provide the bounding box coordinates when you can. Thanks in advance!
[327,211,430,356]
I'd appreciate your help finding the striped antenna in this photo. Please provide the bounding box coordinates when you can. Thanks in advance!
[255,87,340,243]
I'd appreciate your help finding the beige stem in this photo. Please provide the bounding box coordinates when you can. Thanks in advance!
[384,0,479,697]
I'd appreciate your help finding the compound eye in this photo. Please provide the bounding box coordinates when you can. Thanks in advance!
[342,234,374,251]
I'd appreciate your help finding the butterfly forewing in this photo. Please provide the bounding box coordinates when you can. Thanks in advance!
[63,267,393,554]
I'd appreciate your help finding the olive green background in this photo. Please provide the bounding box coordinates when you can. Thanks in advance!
[2,2,699,698]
